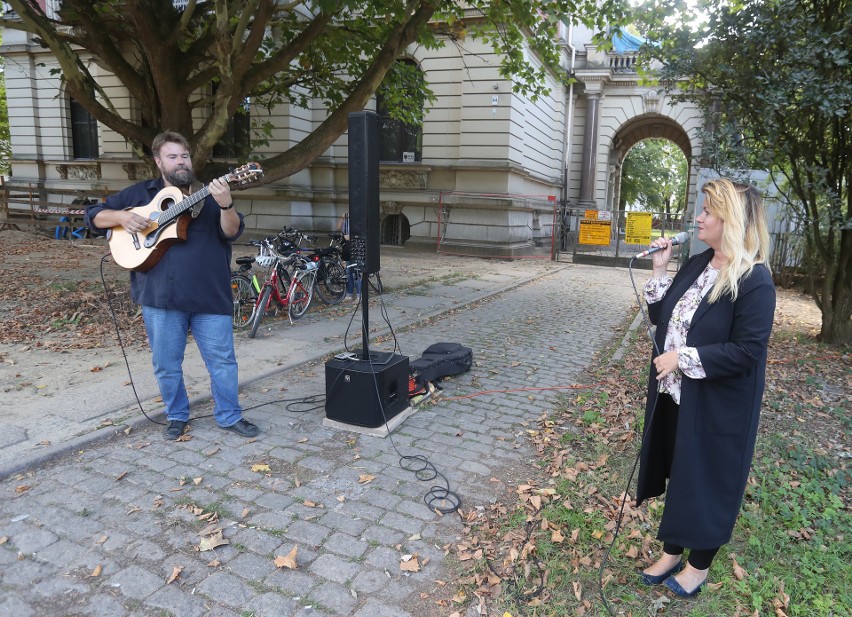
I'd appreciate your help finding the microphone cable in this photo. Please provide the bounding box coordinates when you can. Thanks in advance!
[98,253,167,426]
[597,255,664,617]
[334,270,460,514]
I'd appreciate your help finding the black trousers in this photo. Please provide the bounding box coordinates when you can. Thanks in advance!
[659,393,720,571]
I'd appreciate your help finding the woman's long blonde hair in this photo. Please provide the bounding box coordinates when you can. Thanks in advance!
[701,178,771,303]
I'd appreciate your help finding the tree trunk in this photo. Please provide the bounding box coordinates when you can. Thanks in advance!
[819,284,851,344]
[817,231,852,345]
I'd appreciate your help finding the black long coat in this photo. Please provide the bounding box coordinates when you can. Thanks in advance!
[636,249,776,549]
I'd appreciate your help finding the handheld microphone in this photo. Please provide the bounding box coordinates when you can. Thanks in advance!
[634,231,690,258]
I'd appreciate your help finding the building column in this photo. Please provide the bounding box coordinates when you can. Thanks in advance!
[578,88,602,209]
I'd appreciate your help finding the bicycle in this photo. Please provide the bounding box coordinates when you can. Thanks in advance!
[231,238,273,329]
[274,225,347,306]
[231,254,259,328]
[248,251,317,338]
[305,233,347,305]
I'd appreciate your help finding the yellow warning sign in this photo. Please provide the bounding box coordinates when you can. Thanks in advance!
[579,219,612,246]
[585,209,598,220]
[625,212,653,245]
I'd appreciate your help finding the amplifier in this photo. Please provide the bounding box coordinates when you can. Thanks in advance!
[325,352,410,428]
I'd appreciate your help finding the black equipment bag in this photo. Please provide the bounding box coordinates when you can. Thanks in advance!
[409,342,473,388]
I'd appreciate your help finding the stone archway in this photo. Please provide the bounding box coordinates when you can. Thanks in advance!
[608,113,693,215]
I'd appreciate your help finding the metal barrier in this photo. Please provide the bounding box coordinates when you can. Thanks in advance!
[555,206,688,269]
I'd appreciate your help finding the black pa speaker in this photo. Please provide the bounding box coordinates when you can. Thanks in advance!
[325,352,409,428]
[347,111,381,274]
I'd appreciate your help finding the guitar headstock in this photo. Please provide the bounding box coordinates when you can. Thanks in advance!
[227,162,264,186]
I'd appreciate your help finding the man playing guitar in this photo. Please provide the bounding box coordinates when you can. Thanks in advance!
[85,131,260,441]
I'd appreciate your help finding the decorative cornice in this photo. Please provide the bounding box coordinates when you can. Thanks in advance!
[55,163,101,181]
[122,162,157,181]
[379,169,428,190]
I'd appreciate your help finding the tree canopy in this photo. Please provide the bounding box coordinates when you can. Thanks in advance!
[1,0,625,182]
[619,138,687,214]
[635,0,852,344]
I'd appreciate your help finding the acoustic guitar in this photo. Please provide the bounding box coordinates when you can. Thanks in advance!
[107,162,263,272]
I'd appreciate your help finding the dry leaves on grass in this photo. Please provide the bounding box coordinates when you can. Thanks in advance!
[445,290,849,615]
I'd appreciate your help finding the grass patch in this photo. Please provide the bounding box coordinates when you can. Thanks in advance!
[448,303,850,616]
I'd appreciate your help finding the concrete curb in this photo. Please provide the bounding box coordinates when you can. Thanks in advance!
[0,266,563,481]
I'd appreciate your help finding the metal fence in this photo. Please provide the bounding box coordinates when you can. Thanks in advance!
[555,204,688,269]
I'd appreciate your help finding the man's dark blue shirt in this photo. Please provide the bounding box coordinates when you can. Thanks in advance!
[85,178,244,315]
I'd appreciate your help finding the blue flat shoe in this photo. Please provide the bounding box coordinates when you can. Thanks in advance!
[664,574,704,597]
[640,560,683,586]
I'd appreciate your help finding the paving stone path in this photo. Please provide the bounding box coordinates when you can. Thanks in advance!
[1,263,637,617]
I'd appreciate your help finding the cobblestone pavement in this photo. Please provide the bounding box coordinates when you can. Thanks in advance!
[1,263,638,617]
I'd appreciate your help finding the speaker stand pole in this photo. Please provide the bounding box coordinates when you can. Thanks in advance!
[360,269,370,361]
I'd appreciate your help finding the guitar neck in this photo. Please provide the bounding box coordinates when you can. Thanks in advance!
[159,174,234,224]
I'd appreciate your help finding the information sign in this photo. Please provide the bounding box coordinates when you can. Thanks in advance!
[579,219,612,245]
[625,212,653,245]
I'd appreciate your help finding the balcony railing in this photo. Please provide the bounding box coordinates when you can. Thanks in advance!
[609,52,639,74]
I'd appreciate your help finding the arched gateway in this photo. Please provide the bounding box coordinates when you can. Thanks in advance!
[563,36,704,266]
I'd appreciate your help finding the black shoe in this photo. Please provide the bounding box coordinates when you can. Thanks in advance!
[640,560,683,585]
[664,574,705,597]
[164,420,188,441]
[220,419,260,438]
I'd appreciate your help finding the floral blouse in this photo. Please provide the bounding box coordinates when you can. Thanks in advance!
[643,264,719,404]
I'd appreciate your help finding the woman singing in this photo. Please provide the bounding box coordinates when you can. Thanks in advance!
[636,178,776,597]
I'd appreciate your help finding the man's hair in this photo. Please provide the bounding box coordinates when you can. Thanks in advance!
[152,131,191,158]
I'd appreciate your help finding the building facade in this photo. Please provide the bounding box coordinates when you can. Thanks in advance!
[1,5,705,257]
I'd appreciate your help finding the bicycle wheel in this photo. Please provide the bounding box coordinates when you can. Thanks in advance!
[288,271,315,321]
[249,285,274,339]
[230,274,257,329]
[314,259,346,305]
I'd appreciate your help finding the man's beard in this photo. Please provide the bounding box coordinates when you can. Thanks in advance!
[165,166,194,188]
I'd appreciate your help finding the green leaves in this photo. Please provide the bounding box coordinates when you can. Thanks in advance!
[634,0,852,343]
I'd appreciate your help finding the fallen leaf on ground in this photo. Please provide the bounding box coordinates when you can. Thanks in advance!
[274,546,299,569]
[90,564,102,577]
[358,474,375,484]
[166,566,182,584]
[251,463,271,473]
[198,530,229,552]
[400,554,421,572]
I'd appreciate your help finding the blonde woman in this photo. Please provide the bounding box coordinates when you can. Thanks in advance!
[636,179,776,597]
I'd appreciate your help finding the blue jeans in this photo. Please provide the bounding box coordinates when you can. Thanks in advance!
[346,265,362,295]
[142,307,242,427]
